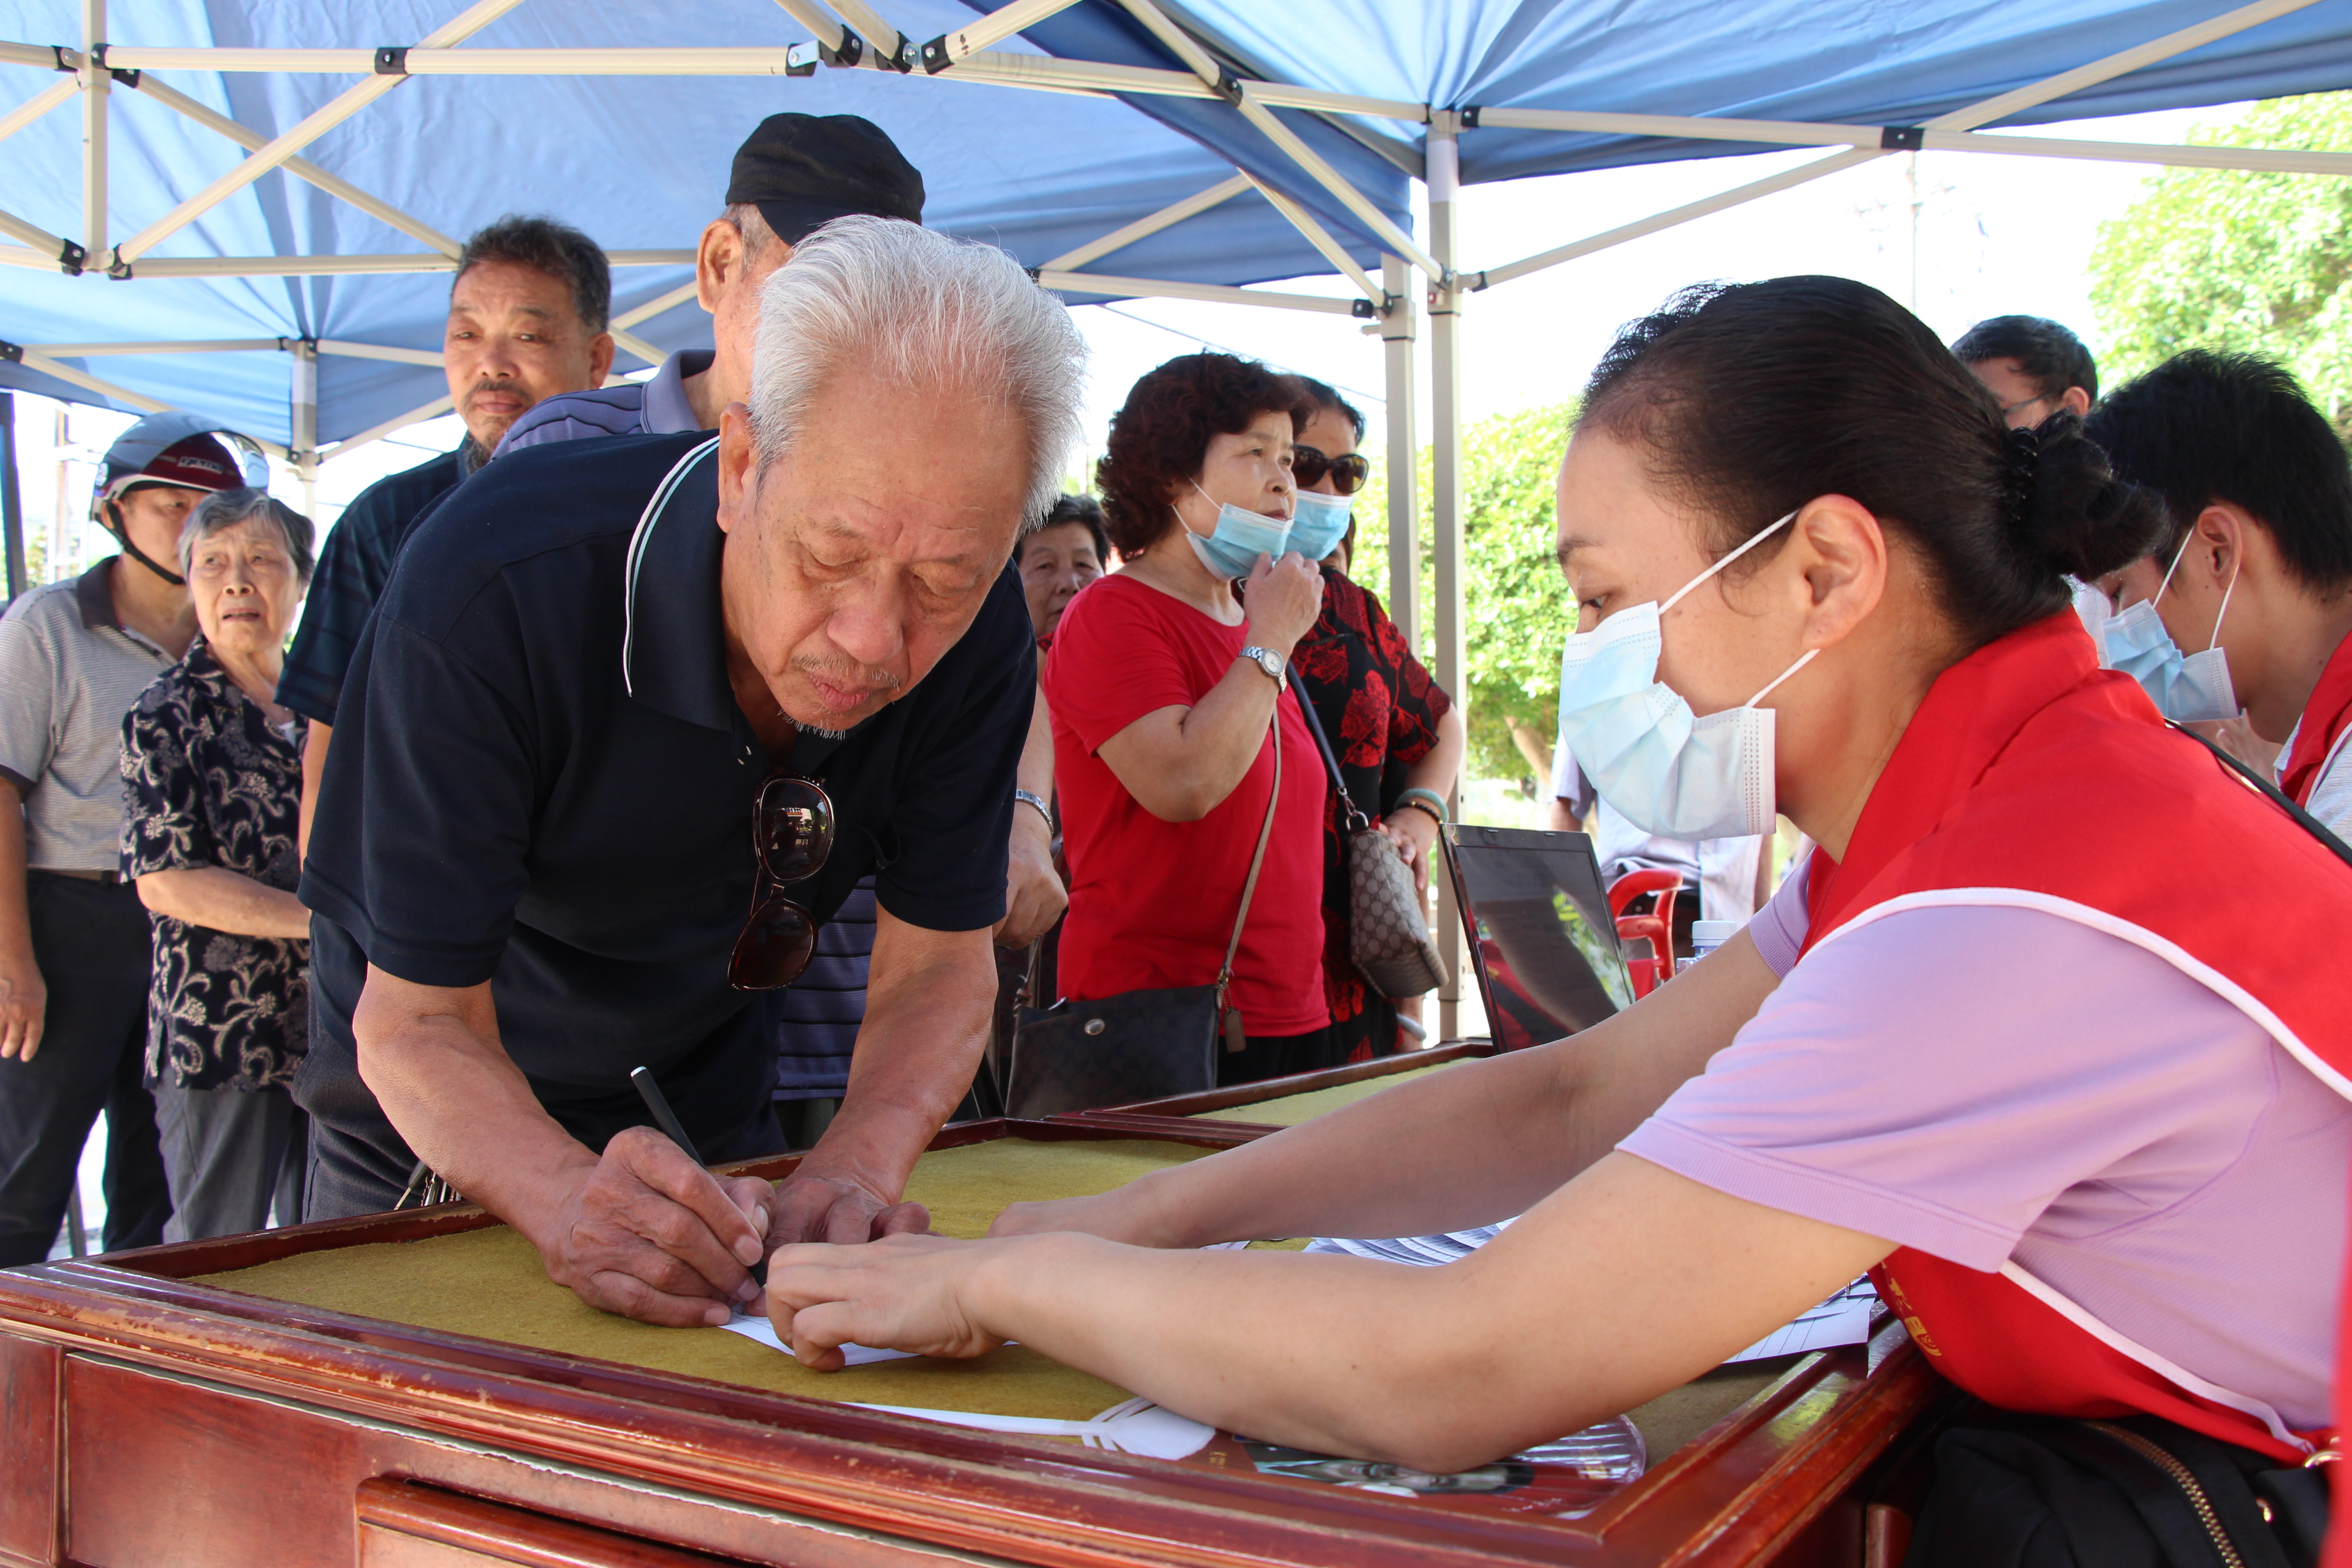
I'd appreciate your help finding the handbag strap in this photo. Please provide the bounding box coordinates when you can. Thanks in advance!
[1288,678,1371,832]
[1214,706,1284,1005]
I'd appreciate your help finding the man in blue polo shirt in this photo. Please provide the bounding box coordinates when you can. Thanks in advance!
[296,216,1084,1328]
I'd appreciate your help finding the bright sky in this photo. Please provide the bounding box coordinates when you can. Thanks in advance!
[7,103,2226,580]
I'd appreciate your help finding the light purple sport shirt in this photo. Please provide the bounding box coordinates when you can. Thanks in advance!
[1620,854,2349,1431]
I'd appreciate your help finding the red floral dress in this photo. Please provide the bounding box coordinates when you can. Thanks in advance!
[1290,568,1454,1063]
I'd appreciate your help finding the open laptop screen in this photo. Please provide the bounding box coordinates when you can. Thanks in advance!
[1442,824,1635,1049]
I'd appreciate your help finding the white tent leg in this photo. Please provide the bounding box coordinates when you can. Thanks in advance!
[1379,254,1418,651]
[1426,117,1467,1043]
[290,339,318,518]
[80,0,103,267]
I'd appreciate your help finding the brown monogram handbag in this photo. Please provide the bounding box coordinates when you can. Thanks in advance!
[1289,681,1446,1000]
[1003,711,1286,1119]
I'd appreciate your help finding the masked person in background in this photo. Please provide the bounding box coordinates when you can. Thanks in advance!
[1281,379,1462,1064]
[1041,354,1330,1085]
[0,415,265,1264]
[766,281,2352,1568]
[2087,352,2352,834]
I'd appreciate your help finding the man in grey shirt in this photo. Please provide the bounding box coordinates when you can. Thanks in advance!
[0,414,259,1264]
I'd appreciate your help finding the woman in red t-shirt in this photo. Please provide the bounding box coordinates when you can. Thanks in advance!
[1041,354,1331,1083]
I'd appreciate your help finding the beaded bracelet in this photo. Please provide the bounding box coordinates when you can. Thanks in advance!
[1392,786,1450,825]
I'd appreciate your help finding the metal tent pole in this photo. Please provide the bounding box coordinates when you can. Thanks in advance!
[0,392,25,601]
[1426,114,1467,1042]
[290,340,318,518]
[79,0,104,269]
[1379,254,1418,649]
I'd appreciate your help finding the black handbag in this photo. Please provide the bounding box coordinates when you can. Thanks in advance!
[1288,680,1447,1000]
[1906,1411,2328,1568]
[1003,710,1286,1119]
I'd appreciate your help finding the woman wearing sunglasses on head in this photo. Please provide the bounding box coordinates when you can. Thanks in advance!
[764,279,2352,1557]
[1282,379,1465,1066]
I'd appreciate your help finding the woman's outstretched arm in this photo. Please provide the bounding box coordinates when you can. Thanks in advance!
[766,1148,1887,1473]
[988,928,1782,1249]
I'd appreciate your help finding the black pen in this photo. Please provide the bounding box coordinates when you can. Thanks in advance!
[629,1065,767,1290]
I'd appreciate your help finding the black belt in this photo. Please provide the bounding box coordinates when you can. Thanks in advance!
[37,867,124,885]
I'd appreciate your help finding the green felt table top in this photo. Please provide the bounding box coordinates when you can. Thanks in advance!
[1189,1059,1459,1125]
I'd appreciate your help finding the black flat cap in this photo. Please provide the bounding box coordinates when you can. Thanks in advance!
[726,113,924,245]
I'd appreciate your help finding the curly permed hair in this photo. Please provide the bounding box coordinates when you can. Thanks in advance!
[1094,353,1311,556]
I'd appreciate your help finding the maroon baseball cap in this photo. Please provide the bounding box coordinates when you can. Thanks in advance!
[94,414,262,510]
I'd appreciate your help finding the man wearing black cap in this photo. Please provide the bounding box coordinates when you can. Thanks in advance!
[498,113,924,451]
[0,413,261,1264]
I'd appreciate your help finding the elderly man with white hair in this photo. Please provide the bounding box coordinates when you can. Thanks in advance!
[294,217,1084,1326]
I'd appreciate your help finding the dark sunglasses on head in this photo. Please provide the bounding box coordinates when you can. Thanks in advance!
[727,774,835,991]
[1292,446,1371,496]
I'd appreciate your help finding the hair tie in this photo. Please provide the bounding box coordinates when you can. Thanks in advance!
[2001,425,2041,524]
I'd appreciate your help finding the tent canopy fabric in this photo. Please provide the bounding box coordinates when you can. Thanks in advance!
[5,0,2352,447]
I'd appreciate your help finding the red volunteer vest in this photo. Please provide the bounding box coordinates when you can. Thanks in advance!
[2282,630,2352,809]
[1794,612,2352,1466]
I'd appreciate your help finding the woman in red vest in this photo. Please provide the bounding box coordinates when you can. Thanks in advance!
[766,278,2352,1545]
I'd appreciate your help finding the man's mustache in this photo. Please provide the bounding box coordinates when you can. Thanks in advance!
[792,654,902,698]
[464,379,528,405]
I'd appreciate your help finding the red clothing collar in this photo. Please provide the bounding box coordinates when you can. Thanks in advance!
[2280,628,2352,806]
[1806,611,2110,941]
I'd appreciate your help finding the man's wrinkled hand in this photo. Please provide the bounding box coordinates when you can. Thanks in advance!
[766,1231,1003,1370]
[0,950,47,1062]
[540,1125,772,1327]
[764,1166,931,1250]
[995,813,1066,949]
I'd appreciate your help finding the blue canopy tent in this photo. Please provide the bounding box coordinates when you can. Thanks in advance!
[10,0,2352,1029]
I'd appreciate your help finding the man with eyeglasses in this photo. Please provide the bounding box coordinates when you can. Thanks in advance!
[1952,314,2098,431]
[294,218,1083,1328]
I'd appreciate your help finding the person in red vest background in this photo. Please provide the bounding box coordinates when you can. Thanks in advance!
[760,276,2352,1558]
[2086,351,2352,842]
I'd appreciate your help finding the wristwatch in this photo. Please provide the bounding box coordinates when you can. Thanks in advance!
[1238,646,1288,689]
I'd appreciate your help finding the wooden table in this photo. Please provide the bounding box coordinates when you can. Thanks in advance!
[0,1116,1954,1568]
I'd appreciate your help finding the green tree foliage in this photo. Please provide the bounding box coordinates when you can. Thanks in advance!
[1351,403,1577,786]
[2092,93,2352,429]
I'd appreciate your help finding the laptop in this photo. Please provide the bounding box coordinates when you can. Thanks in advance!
[1440,824,1636,1050]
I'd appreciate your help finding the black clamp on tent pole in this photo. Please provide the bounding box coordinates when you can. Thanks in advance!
[1459,106,1482,128]
[1880,125,1924,151]
[920,34,952,73]
[1351,298,1378,319]
[877,31,916,72]
[0,341,20,365]
[818,29,866,68]
[1210,69,1244,105]
[374,46,410,75]
[88,44,136,88]
[56,241,85,277]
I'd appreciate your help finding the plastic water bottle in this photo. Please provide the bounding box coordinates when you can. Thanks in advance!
[1681,920,1740,975]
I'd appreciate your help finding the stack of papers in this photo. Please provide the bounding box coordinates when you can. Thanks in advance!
[1302,1220,1514,1266]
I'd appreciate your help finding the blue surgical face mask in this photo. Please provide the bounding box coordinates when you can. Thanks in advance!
[1181,483,1292,580]
[1286,489,1352,563]
[2098,531,2239,723]
[1555,511,1815,841]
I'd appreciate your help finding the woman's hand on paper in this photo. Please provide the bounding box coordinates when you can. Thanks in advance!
[988,1168,1192,1248]
[764,1231,1005,1369]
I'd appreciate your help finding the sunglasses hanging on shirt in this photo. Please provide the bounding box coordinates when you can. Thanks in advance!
[1292,446,1370,496]
[727,774,835,990]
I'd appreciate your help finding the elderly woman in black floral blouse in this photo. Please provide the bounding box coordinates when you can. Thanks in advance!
[121,487,314,1240]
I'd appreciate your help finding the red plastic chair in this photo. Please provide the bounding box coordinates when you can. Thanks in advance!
[1607,868,1684,1000]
